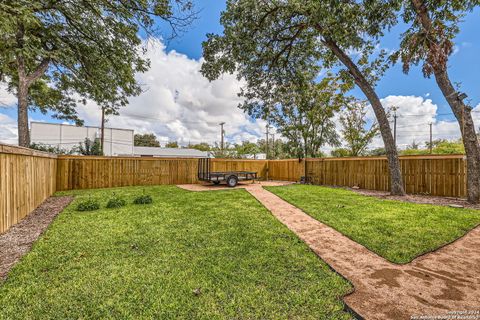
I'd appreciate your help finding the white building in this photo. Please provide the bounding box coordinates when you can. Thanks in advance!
[130,146,209,158]
[243,153,266,160]
[30,122,134,156]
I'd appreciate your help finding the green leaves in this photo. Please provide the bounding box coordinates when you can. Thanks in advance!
[134,133,161,147]
[0,0,195,121]
[339,101,380,156]
[73,138,103,156]
[395,0,478,76]
[266,77,346,158]
[201,0,397,123]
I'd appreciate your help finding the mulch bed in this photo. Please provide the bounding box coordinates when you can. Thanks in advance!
[350,187,480,209]
[0,196,73,280]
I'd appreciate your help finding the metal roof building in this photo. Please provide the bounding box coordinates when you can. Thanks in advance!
[131,146,209,158]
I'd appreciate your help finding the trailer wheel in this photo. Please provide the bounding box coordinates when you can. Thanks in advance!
[213,181,220,185]
[226,175,238,187]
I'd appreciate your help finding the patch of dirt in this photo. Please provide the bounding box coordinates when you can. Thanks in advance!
[181,182,480,319]
[0,196,73,280]
[350,188,480,209]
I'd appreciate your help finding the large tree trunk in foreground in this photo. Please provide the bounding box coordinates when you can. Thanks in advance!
[324,38,405,196]
[15,21,50,147]
[17,77,30,147]
[411,0,480,203]
[15,54,50,147]
[434,70,480,203]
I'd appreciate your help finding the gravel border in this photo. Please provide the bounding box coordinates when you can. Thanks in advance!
[348,187,480,209]
[0,196,73,280]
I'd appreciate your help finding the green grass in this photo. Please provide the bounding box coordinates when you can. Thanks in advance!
[0,186,352,320]
[266,185,480,264]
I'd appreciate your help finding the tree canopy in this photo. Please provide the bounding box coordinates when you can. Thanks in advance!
[0,0,195,146]
[165,141,179,148]
[201,0,406,195]
[265,77,344,158]
[134,133,161,147]
[339,101,380,157]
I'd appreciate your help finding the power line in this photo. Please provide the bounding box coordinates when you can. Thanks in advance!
[114,112,223,125]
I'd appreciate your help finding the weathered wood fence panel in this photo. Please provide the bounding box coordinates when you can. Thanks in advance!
[0,144,57,234]
[305,155,467,198]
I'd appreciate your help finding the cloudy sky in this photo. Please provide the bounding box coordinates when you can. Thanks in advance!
[1,1,479,151]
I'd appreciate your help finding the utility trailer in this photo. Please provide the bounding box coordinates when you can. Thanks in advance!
[198,158,258,187]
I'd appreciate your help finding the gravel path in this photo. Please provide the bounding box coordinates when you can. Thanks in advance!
[0,196,73,280]
[178,182,480,320]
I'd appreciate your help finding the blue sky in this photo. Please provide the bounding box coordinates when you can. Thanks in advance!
[1,1,479,147]
[162,1,480,119]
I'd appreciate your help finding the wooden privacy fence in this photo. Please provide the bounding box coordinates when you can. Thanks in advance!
[0,144,57,234]
[268,159,305,181]
[56,156,271,191]
[305,155,467,198]
[56,156,199,191]
[52,155,471,197]
[0,147,470,234]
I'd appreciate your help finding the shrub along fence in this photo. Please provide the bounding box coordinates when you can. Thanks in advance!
[0,143,469,234]
[0,144,57,233]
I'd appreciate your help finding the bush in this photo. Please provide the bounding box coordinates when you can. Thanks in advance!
[133,194,153,205]
[76,198,100,211]
[106,193,126,209]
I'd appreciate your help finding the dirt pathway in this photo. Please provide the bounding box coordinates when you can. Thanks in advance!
[178,182,480,320]
[0,196,73,280]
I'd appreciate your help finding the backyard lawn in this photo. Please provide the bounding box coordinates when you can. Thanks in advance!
[267,185,480,264]
[0,186,352,320]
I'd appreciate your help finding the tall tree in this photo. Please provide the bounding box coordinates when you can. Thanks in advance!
[165,141,179,148]
[134,133,161,147]
[201,0,406,195]
[234,141,261,158]
[266,78,342,158]
[392,0,480,202]
[73,138,103,156]
[0,1,194,147]
[339,102,380,157]
[188,142,211,151]
[210,142,236,158]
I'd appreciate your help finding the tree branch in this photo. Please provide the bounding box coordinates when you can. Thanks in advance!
[25,58,50,86]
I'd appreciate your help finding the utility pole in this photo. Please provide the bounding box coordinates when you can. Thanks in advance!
[429,122,433,154]
[219,122,225,152]
[265,124,270,160]
[270,133,275,159]
[100,106,105,154]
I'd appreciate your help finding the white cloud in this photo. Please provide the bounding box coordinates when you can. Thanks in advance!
[365,95,464,150]
[74,41,265,146]
[0,113,18,144]
[0,83,16,108]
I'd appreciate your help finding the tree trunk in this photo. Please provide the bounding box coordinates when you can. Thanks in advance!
[17,81,30,147]
[323,38,405,195]
[16,60,31,147]
[411,0,480,203]
[15,21,50,147]
[434,70,480,203]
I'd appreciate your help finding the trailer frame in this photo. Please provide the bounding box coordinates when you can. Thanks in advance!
[197,158,258,187]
